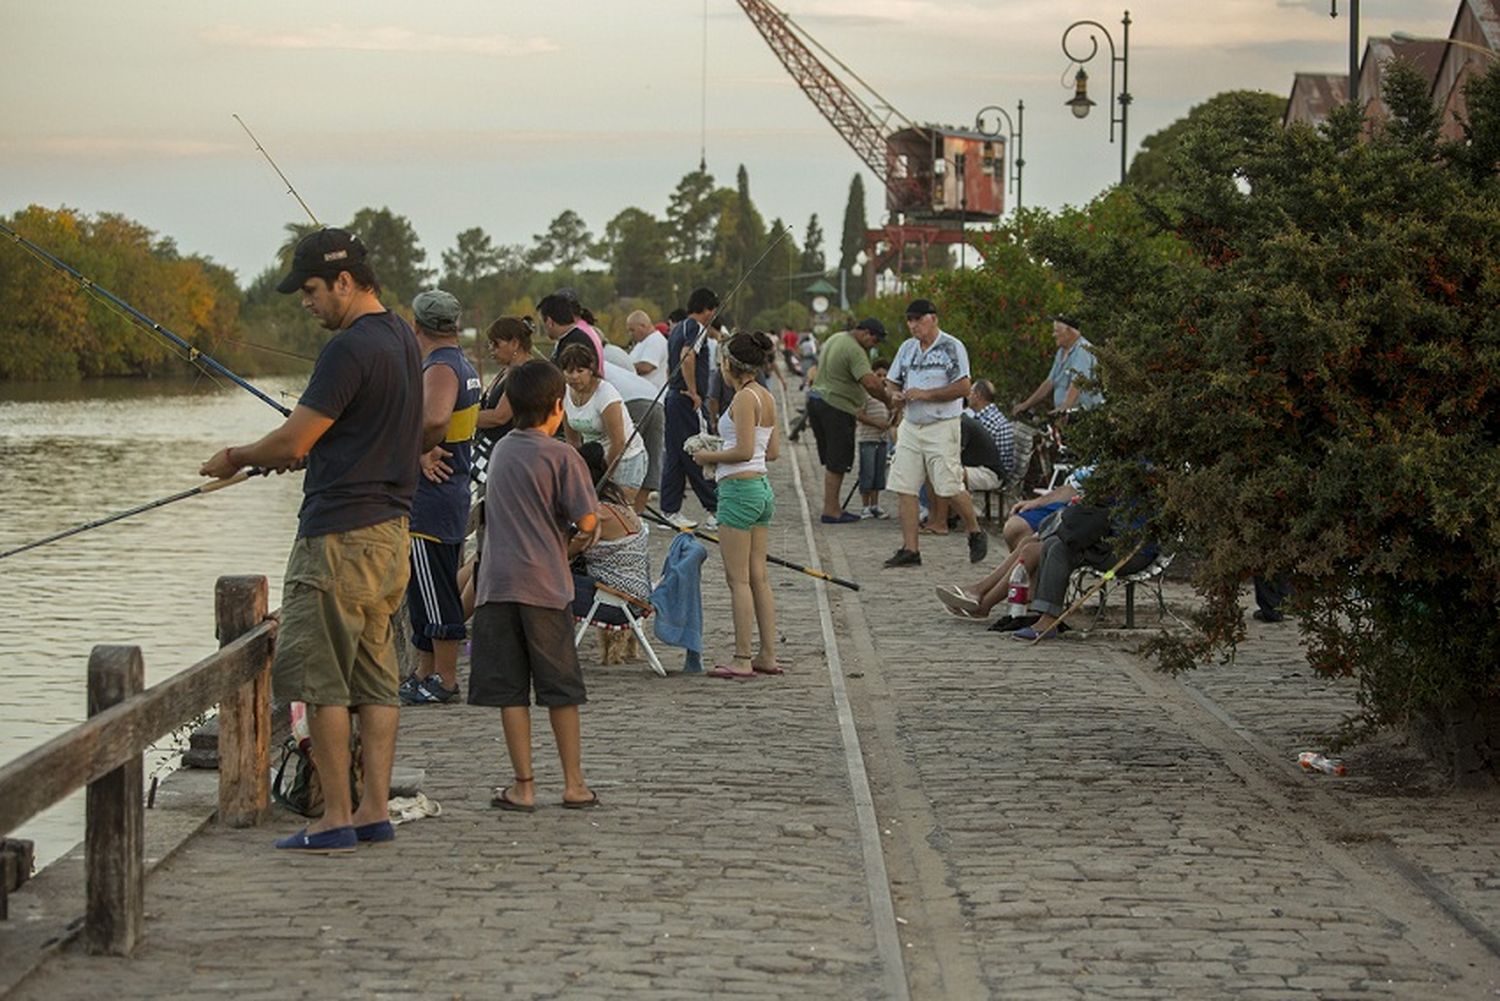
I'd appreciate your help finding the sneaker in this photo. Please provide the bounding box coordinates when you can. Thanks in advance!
[397,674,421,701]
[703,514,719,532]
[918,505,930,524]
[884,548,922,568]
[968,530,989,564]
[274,825,356,853]
[664,511,698,531]
[859,506,876,520]
[401,673,460,706]
[870,506,890,520]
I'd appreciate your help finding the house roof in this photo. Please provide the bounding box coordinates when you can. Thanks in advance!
[1284,72,1349,127]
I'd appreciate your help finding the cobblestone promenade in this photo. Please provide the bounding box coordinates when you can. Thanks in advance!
[8,387,1500,999]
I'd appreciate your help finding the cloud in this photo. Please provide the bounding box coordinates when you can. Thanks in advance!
[0,137,237,161]
[199,24,558,56]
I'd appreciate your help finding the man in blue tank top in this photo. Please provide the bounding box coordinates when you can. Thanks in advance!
[401,290,482,705]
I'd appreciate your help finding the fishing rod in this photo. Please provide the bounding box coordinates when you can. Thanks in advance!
[224,336,317,363]
[0,220,292,418]
[234,115,320,227]
[643,504,860,591]
[0,468,273,561]
[597,223,791,487]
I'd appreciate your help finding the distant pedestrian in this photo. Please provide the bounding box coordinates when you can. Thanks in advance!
[691,332,782,679]
[470,358,600,811]
[807,318,892,523]
[884,298,987,567]
[856,358,892,519]
[200,228,421,852]
[1014,314,1102,421]
[660,287,720,531]
[626,309,669,391]
[400,289,482,707]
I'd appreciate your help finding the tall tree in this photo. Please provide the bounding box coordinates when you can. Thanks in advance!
[599,207,671,304]
[442,228,503,292]
[839,174,868,273]
[345,206,434,304]
[665,168,718,263]
[527,209,594,270]
[1125,90,1285,192]
[801,213,826,276]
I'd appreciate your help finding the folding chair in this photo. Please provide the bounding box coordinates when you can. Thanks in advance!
[1067,551,1178,630]
[574,582,668,677]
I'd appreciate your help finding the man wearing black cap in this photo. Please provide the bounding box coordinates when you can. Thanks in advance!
[199,228,422,852]
[401,290,483,706]
[1014,314,1102,419]
[807,318,893,523]
[883,298,987,567]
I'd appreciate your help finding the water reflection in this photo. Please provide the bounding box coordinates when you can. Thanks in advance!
[0,377,309,868]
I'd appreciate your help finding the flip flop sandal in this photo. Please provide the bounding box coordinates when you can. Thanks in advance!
[491,776,535,813]
[751,661,787,675]
[707,665,758,680]
[562,792,601,810]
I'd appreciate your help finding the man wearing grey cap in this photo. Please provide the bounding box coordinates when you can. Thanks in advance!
[401,290,483,706]
[199,227,422,851]
[807,318,893,523]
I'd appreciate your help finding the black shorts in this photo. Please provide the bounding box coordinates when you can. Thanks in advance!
[468,602,587,708]
[407,537,466,651]
[807,394,857,474]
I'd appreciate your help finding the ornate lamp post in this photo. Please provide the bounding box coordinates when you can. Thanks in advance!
[1060,11,1132,186]
[974,101,1025,211]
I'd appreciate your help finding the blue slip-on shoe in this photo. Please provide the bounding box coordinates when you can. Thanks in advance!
[354,820,396,844]
[1012,626,1059,642]
[274,826,357,853]
[820,512,860,524]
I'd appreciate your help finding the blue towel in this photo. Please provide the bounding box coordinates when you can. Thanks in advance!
[651,532,707,672]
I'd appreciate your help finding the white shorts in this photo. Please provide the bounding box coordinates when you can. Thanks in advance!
[888,417,965,498]
[964,465,1002,492]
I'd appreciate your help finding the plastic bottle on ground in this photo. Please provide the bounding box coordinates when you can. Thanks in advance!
[1006,564,1030,619]
[1297,751,1347,776]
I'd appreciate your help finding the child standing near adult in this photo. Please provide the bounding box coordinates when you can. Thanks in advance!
[856,358,892,519]
[470,359,601,811]
[692,332,782,680]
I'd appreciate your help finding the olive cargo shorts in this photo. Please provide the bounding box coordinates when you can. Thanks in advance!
[273,518,410,707]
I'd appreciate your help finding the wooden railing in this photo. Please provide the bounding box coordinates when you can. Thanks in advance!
[0,575,276,955]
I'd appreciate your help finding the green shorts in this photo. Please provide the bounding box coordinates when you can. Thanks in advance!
[717,475,774,530]
[273,518,410,707]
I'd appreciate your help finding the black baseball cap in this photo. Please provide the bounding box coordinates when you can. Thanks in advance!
[1050,313,1081,331]
[853,317,887,340]
[905,298,937,318]
[276,228,369,294]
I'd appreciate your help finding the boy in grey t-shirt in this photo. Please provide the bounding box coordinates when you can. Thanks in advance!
[470,359,601,811]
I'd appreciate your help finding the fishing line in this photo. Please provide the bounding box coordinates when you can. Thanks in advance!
[0,220,292,418]
[233,115,320,227]
[0,468,273,561]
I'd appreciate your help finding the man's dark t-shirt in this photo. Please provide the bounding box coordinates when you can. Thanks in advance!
[960,413,1005,479]
[666,317,711,398]
[297,310,423,538]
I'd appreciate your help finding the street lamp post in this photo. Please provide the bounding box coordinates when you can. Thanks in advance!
[1061,11,1132,186]
[974,101,1025,211]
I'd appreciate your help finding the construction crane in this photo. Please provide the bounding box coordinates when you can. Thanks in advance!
[736,0,1006,292]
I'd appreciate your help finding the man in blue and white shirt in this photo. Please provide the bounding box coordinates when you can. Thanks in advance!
[882,298,988,567]
[1014,314,1103,420]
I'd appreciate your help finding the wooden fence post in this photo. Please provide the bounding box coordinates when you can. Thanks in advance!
[215,575,271,828]
[85,644,144,956]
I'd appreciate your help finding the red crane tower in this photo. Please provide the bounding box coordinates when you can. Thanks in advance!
[736,0,1006,297]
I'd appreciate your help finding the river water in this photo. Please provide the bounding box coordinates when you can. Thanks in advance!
[0,376,309,869]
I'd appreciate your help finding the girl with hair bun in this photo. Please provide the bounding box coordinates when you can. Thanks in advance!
[692,330,783,679]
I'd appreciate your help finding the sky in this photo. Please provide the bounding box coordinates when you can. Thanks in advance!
[0,0,1461,288]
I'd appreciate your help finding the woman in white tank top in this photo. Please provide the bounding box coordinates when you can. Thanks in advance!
[692,331,782,680]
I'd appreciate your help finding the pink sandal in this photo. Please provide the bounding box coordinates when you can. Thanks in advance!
[707,664,757,680]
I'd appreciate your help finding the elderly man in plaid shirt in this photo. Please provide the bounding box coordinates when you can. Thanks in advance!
[967,379,1015,485]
